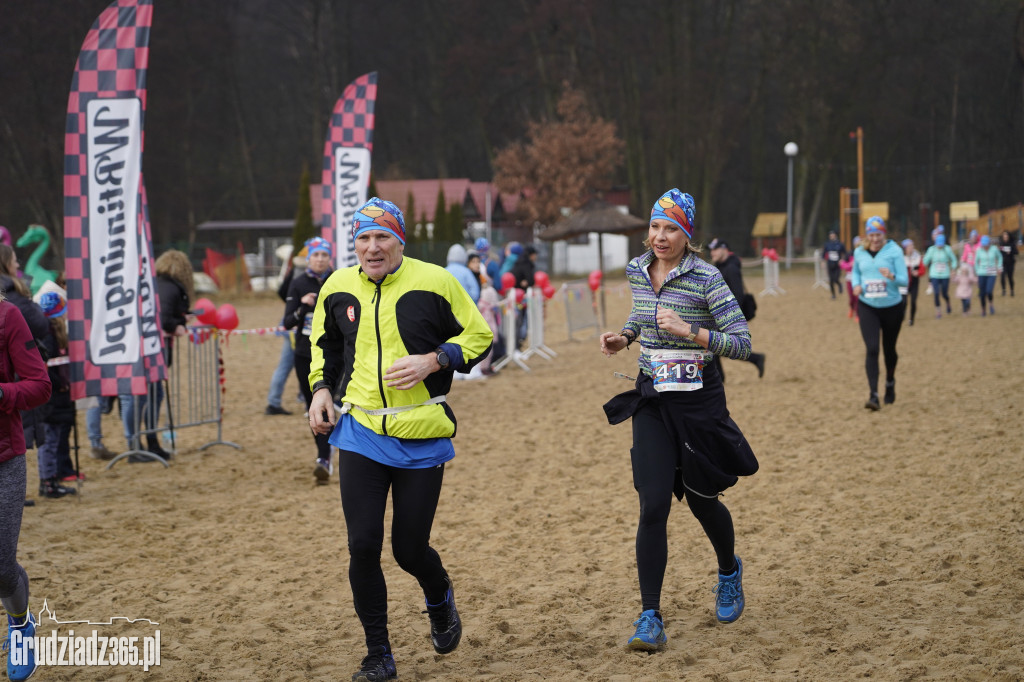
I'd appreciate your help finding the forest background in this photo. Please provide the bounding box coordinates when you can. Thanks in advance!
[2,0,1023,261]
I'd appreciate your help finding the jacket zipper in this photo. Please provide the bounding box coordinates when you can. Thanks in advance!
[645,256,674,345]
[372,280,388,435]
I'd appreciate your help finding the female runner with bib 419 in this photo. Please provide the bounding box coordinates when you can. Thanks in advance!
[599,188,758,652]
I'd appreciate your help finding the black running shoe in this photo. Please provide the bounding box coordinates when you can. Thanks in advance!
[351,650,397,682]
[884,381,895,405]
[424,578,462,654]
[752,353,766,379]
[39,479,77,498]
[865,393,880,411]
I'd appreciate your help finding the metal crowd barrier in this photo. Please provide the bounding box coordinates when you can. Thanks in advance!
[106,326,240,468]
[520,287,556,363]
[812,248,829,290]
[493,289,529,372]
[562,279,600,340]
[760,258,785,296]
[491,287,556,372]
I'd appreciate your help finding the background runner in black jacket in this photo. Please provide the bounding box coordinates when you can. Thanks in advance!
[708,240,765,380]
[822,231,847,299]
[283,237,334,483]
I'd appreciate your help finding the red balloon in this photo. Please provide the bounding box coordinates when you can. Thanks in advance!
[194,298,217,325]
[534,271,550,288]
[588,271,602,292]
[215,303,239,331]
[500,272,516,292]
[514,288,526,304]
[542,284,556,299]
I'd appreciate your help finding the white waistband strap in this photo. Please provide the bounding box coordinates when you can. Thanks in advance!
[338,394,447,417]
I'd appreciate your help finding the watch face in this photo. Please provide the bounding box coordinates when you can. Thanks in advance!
[437,350,450,368]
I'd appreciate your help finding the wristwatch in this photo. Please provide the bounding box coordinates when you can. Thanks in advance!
[435,348,450,370]
[685,323,699,341]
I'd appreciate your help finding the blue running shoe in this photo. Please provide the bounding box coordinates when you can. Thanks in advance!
[4,612,37,681]
[423,578,462,654]
[314,457,332,485]
[351,648,397,682]
[626,609,666,650]
[714,556,745,623]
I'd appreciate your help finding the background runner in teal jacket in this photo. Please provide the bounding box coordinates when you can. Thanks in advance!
[922,235,958,317]
[973,235,1003,315]
[851,217,908,410]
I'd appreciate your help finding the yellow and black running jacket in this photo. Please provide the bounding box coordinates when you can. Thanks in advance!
[308,256,493,440]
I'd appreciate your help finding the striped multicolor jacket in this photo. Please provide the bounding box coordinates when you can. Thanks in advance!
[622,250,752,377]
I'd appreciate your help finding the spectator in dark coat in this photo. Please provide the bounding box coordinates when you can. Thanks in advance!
[119,249,193,461]
[0,245,47,343]
[511,245,538,291]
[36,292,77,498]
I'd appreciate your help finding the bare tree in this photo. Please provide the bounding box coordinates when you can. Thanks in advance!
[493,85,624,226]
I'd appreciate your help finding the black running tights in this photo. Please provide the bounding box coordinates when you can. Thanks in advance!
[1001,261,1015,294]
[293,354,331,459]
[857,300,903,395]
[904,276,919,323]
[339,449,450,652]
[828,263,842,297]
[631,404,736,613]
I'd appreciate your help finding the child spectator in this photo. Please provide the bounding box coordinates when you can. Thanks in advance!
[445,244,479,303]
[476,285,503,376]
[953,262,977,316]
[36,292,77,498]
[839,238,859,320]
[467,251,490,290]
[475,238,501,289]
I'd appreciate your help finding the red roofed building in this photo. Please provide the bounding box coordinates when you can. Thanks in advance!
[311,179,522,240]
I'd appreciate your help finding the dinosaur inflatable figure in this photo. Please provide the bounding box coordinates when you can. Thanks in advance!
[16,224,58,294]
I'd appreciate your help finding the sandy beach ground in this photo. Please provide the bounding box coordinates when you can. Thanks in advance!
[17,265,1024,681]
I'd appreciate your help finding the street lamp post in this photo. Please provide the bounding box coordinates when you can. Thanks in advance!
[784,141,799,269]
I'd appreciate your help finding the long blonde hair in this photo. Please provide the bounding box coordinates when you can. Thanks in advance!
[155,249,195,303]
[49,316,68,350]
[0,244,30,297]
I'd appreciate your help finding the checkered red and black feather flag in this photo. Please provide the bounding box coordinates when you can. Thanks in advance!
[320,72,378,268]
[63,0,164,400]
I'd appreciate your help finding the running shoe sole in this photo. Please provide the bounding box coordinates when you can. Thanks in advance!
[314,462,331,484]
[627,636,665,651]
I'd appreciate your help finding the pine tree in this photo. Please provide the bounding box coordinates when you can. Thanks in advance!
[292,165,316,254]
[406,190,417,238]
[433,186,448,243]
[448,201,465,245]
